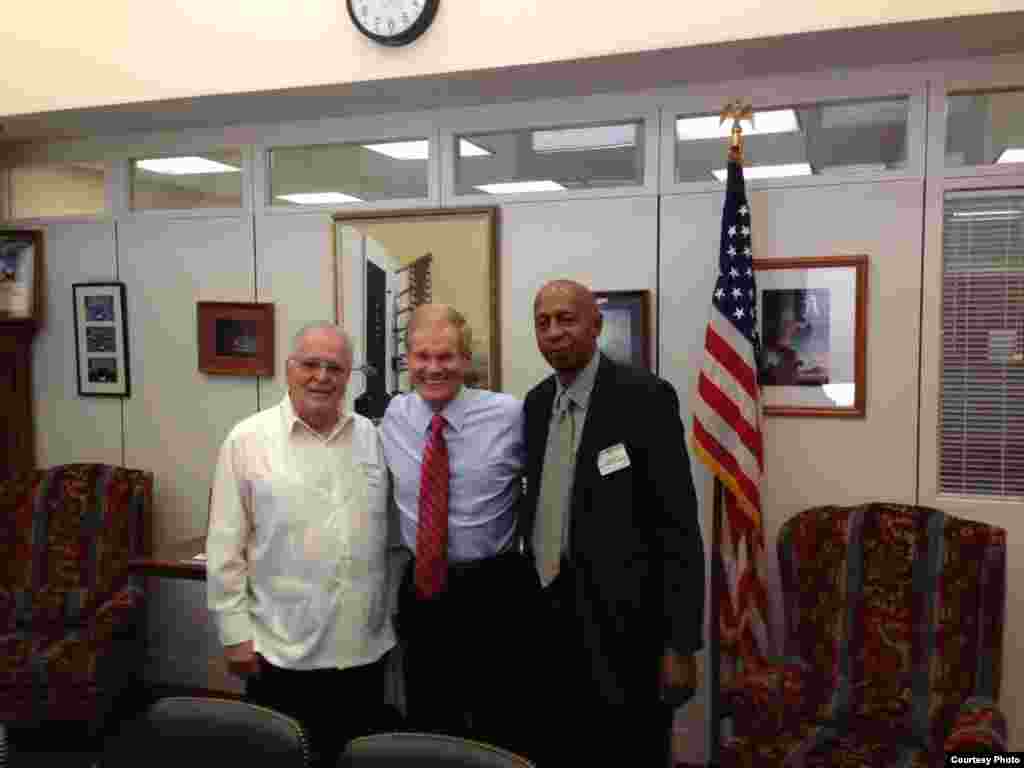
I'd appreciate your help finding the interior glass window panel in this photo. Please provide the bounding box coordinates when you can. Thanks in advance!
[268,140,429,206]
[674,97,910,183]
[939,192,1024,497]
[131,149,244,210]
[455,120,644,196]
[945,89,1024,168]
[5,162,108,218]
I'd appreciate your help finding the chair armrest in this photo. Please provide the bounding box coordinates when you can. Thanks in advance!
[91,585,146,646]
[40,586,145,686]
[943,696,1008,754]
[724,659,813,740]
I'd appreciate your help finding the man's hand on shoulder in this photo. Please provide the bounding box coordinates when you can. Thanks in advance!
[225,640,260,679]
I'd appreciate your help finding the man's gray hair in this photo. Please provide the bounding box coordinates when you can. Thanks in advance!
[290,322,353,361]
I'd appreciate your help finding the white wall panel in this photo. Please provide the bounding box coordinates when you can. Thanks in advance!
[255,212,338,409]
[33,220,123,467]
[118,216,256,549]
[498,197,659,399]
[751,180,923,519]
[658,191,721,767]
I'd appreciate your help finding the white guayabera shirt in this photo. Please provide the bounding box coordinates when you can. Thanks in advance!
[207,396,395,670]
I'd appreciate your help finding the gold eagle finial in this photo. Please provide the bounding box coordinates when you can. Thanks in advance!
[720,99,754,162]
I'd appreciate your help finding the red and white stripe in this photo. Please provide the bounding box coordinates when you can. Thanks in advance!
[692,303,764,526]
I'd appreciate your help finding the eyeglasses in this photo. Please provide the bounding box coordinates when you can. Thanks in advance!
[290,357,349,377]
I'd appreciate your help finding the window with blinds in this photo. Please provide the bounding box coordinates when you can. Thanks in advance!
[940,192,1024,497]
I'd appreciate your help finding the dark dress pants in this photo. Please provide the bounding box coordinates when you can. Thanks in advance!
[246,651,401,768]
[526,559,674,768]
[397,551,536,759]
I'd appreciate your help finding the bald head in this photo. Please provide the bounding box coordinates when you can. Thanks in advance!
[534,280,600,320]
[533,279,603,384]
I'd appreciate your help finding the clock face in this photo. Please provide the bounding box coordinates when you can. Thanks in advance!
[347,0,439,46]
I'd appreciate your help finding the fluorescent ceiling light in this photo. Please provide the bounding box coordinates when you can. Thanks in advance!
[362,138,491,160]
[532,124,636,152]
[275,192,364,205]
[459,139,492,157]
[136,156,240,175]
[952,209,1021,218]
[711,163,812,181]
[997,147,1024,164]
[474,180,567,194]
[363,140,429,160]
[676,109,798,141]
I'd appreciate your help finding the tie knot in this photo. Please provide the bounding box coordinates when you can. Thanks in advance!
[429,413,446,436]
[559,395,574,420]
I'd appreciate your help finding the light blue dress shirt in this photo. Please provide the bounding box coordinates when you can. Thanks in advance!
[380,387,525,563]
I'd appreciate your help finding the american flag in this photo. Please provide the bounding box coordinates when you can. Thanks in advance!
[693,155,764,522]
[692,152,772,674]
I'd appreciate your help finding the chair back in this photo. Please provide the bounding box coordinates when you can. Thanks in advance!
[777,502,1006,750]
[338,732,534,768]
[103,696,310,768]
[0,463,151,634]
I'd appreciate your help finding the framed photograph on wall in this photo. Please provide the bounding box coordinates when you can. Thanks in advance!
[333,208,498,394]
[197,301,275,376]
[754,255,868,417]
[72,282,130,397]
[0,230,43,322]
[593,290,652,371]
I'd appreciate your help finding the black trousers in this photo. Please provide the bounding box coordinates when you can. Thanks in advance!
[526,560,674,768]
[397,550,536,758]
[246,651,401,768]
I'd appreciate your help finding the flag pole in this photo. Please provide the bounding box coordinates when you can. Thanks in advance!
[709,476,724,766]
[709,99,751,768]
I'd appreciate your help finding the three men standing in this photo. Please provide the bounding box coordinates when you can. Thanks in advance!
[209,280,704,766]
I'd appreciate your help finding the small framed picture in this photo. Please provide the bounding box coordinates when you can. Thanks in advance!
[754,255,868,417]
[197,301,275,376]
[72,282,130,397]
[0,230,42,322]
[593,290,652,370]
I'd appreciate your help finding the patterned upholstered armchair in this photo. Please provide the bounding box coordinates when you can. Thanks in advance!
[0,464,151,737]
[720,502,1007,768]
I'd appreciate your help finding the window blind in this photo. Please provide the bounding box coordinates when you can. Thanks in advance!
[940,192,1024,497]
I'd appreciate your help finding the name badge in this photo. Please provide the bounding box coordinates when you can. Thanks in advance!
[597,443,631,476]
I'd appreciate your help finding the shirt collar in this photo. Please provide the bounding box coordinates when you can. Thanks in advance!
[554,350,600,411]
[281,394,351,440]
[410,386,469,435]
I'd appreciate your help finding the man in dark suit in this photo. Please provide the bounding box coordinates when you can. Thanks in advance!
[519,279,705,767]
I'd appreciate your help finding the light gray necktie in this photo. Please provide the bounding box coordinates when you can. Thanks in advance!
[534,395,575,587]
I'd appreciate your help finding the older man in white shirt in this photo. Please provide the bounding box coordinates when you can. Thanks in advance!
[207,322,398,767]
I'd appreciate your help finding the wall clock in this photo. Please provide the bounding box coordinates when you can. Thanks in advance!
[347,0,440,47]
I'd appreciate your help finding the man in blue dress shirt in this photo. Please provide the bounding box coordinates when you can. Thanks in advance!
[380,304,533,755]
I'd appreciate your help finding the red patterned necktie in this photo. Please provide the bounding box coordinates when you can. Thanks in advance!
[415,413,449,599]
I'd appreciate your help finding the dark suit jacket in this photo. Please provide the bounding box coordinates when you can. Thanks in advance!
[518,353,704,706]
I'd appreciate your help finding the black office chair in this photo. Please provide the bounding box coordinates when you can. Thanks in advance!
[338,732,534,768]
[337,733,536,768]
[102,696,310,768]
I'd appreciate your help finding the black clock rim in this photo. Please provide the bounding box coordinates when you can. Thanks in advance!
[347,0,440,47]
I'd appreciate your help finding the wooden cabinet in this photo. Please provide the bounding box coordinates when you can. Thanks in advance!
[0,321,36,482]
